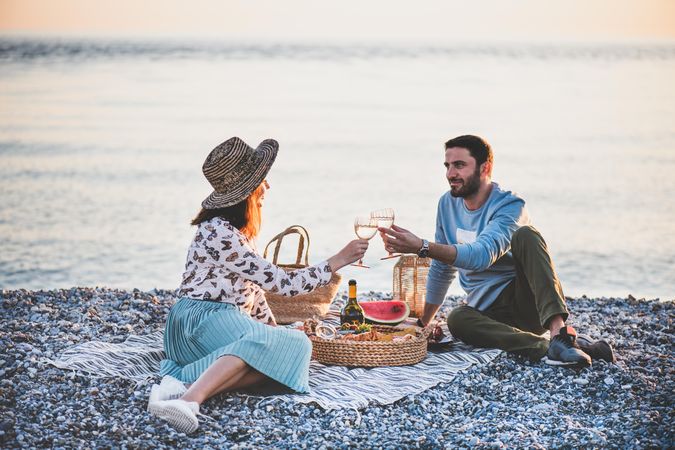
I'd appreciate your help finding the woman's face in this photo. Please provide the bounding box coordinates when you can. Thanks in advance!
[258,179,270,207]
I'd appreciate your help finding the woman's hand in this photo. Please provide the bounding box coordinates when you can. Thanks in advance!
[327,239,369,271]
[378,224,423,255]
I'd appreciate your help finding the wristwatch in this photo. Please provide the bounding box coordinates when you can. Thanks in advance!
[417,239,430,258]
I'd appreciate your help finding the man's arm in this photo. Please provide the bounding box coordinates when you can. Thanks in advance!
[428,240,457,265]
[452,204,524,271]
[420,301,443,327]
[381,200,526,272]
[379,224,457,263]
[379,218,458,326]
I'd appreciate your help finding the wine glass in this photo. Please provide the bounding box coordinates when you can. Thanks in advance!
[371,208,401,260]
[351,216,378,268]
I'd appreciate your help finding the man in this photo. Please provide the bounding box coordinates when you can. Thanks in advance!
[380,135,614,367]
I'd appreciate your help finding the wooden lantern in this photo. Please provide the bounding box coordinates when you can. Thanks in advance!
[392,255,431,318]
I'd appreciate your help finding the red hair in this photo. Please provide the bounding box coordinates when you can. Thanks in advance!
[240,183,264,239]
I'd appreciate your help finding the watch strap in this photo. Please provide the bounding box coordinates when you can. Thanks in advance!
[417,239,430,258]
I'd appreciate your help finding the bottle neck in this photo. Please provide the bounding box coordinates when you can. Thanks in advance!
[348,283,357,301]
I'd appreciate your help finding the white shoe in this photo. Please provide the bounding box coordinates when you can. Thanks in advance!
[148,399,200,434]
[147,375,188,409]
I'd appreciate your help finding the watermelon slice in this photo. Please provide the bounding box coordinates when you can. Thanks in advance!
[358,300,410,326]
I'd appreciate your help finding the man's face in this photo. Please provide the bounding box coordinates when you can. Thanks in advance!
[444,147,481,198]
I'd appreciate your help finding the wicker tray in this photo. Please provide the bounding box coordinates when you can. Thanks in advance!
[310,325,429,367]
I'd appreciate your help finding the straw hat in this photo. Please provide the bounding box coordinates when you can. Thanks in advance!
[201,137,278,209]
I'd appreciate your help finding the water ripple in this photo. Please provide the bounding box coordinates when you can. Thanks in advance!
[1,38,674,63]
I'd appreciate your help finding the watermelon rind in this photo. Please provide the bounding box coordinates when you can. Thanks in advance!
[358,300,410,326]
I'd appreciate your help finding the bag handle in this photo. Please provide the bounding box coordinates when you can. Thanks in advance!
[263,225,310,266]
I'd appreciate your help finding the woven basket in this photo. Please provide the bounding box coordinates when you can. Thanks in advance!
[393,255,431,318]
[310,325,428,367]
[263,225,342,324]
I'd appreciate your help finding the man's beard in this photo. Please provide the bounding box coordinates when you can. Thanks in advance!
[449,167,481,198]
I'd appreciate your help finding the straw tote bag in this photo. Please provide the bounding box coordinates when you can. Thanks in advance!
[262,225,342,324]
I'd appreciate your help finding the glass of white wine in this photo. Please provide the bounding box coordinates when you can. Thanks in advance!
[371,208,401,260]
[352,216,378,268]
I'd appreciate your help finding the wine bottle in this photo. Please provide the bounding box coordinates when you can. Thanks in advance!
[340,279,365,325]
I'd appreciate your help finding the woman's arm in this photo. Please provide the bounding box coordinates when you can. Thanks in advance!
[202,223,367,296]
[252,290,277,326]
[327,239,369,271]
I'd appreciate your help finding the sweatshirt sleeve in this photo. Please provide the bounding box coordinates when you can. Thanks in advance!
[453,198,525,271]
[425,199,457,305]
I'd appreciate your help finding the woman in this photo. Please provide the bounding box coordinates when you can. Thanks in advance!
[147,137,367,433]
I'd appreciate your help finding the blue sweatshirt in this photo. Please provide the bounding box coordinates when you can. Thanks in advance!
[425,182,530,311]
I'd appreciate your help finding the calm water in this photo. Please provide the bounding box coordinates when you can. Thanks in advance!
[1,37,674,300]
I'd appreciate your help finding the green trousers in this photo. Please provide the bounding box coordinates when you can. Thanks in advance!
[446,225,569,360]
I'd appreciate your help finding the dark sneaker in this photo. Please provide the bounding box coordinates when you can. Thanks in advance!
[545,326,592,368]
[577,335,616,363]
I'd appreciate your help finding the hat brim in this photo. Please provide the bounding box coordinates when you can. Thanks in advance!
[201,139,278,209]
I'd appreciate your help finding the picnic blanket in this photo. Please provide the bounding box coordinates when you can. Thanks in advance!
[49,315,501,411]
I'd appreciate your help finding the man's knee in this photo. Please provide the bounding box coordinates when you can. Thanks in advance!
[511,225,544,250]
[447,306,480,340]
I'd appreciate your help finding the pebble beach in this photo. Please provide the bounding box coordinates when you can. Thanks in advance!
[0,288,672,449]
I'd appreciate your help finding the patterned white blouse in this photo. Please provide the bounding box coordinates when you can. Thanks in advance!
[177,217,333,324]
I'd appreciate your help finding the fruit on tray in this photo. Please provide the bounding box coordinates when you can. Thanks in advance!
[340,322,372,334]
[358,300,410,326]
[340,328,416,342]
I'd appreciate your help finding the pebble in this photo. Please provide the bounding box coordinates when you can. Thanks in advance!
[1,288,672,448]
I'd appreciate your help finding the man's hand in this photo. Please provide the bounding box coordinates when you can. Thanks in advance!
[378,224,423,255]
[381,224,458,266]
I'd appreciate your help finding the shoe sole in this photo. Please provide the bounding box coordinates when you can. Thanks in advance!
[543,357,591,369]
[148,402,199,434]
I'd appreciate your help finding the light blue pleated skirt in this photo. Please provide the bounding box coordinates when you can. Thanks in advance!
[159,298,312,393]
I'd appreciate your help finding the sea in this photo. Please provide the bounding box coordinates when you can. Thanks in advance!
[1,36,674,300]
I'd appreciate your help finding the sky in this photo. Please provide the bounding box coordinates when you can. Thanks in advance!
[1,0,674,42]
